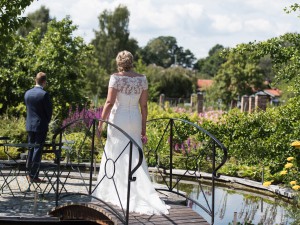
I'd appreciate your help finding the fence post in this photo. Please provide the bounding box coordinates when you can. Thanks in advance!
[249,95,255,113]
[241,95,249,112]
[255,91,268,111]
[190,93,197,110]
[159,94,165,109]
[197,93,203,114]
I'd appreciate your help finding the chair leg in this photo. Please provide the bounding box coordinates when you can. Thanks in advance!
[0,168,15,197]
[57,170,71,196]
[41,170,58,195]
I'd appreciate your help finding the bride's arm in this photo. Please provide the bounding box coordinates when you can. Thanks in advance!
[98,87,117,131]
[139,89,148,137]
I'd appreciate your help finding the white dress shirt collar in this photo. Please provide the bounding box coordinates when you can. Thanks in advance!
[35,84,43,89]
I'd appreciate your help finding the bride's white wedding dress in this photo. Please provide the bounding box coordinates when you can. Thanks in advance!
[93,74,170,215]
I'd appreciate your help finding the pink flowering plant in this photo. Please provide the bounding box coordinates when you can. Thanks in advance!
[62,105,103,132]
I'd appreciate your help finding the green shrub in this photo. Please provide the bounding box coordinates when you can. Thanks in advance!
[0,115,27,143]
[0,115,27,159]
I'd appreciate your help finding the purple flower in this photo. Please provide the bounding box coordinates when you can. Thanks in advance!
[187,138,191,147]
[62,105,104,131]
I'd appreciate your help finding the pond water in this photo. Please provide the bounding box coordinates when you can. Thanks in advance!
[175,180,299,225]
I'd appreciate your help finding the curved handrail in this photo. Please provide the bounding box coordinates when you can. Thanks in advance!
[147,117,228,174]
[51,118,144,225]
[52,118,144,179]
[146,117,228,225]
[51,117,227,225]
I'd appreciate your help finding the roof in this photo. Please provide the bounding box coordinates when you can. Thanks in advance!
[197,79,213,90]
[263,89,282,97]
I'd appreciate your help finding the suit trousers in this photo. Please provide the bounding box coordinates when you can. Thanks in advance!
[27,131,47,178]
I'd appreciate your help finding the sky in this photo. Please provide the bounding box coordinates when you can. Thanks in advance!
[23,0,300,59]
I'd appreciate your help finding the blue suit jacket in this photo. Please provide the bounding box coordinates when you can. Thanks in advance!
[25,86,53,132]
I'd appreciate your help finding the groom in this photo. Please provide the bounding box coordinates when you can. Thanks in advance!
[25,72,52,183]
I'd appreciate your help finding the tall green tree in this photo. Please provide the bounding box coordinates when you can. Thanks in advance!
[27,18,93,120]
[228,3,300,102]
[0,17,93,121]
[194,44,226,77]
[258,55,274,83]
[18,5,51,38]
[140,36,196,68]
[208,51,265,107]
[233,32,300,97]
[83,55,109,99]
[0,0,34,59]
[145,65,193,101]
[91,5,139,74]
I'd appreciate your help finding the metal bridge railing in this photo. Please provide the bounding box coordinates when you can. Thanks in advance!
[145,118,228,225]
[51,117,228,225]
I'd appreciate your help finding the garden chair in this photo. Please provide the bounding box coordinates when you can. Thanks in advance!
[0,138,33,196]
[26,142,68,196]
[31,140,81,197]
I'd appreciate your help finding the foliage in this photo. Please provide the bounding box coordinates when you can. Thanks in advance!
[18,5,52,38]
[0,115,27,160]
[207,51,266,107]
[194,44,226,77]
[145,103,224,173]
[91,5,139,74]
[284,3,300,17]
[140,36,196,68]
[0,16,93,121]
[134,58,148,75]
[145,65,194,101]
[273,143,300,193]
[84,5,140,99]
[63,132,93,162]
[0,115,27,143]
[232,32,300,96]
[0,0,34,56]
[1,96,300,184]
[152,95,300,183]
[83,55,110,99]
[62,105,103,131]
[45,130,99,163]
[30,18,93,120]
[0,146,19,160]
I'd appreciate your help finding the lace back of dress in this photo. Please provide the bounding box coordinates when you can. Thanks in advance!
[109,75,148,95]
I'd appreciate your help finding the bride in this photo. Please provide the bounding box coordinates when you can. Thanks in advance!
[93,50,170,215]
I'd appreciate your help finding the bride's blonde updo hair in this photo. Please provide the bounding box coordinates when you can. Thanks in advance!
[116,50,133,72]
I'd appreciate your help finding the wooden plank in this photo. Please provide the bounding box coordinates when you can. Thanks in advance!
[49,201,210,225]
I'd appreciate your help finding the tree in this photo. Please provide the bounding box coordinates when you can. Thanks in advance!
[208,51,265,107]
[18,5,52,38]
[258,55,274,83]
[140,36,196,68]
[0,0,34,59]
[83,55,110,99]
[233,33,300,97]
[145,65,193,101]
[0,17,93,121]
[91,5,139,74]
[194,44,227,77]
[141,36,177,68]
[28,18,93,120]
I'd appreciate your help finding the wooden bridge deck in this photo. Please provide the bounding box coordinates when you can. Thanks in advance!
[49,201,210,225]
